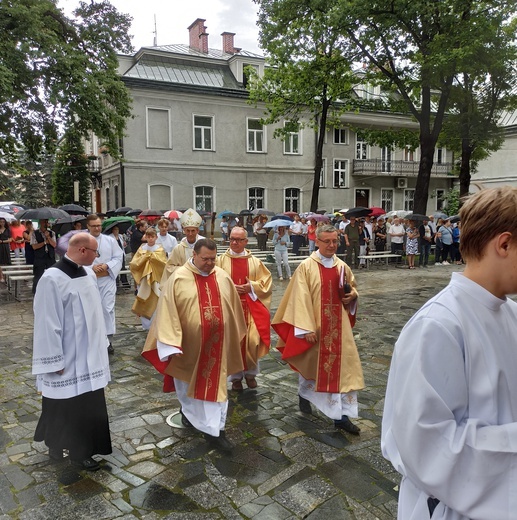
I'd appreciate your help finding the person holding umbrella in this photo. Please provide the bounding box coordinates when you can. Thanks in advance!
[272,226,292,281]
[0,217,11,282]
[30,219,57,294]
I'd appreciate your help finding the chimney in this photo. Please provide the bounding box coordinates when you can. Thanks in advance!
[188,18,209,53]
[221,32,241,54]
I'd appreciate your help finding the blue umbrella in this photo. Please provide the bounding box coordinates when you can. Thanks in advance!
[272,214,293,221]
[263,219,293,228]
[217,210,238,219]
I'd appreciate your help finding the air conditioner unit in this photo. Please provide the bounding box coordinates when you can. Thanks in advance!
[396,177,407,189]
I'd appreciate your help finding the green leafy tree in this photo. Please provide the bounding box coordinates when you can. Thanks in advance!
[250,0,359,212]
[0,0,133,162]
[337,0,516,213]
[10,151,54,207]
[52,129,90,208]
[442,188,460,216]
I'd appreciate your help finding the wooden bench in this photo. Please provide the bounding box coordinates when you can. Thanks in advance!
[358,254,402,268]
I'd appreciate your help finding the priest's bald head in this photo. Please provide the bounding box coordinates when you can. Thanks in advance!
[68,233,100,265]
[192,238,217,274]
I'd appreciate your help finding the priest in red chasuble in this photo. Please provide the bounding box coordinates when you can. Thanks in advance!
[272,224,364,434]
[216,226,272,391]
[142,238,246,452]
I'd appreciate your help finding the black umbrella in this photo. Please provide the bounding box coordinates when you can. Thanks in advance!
[449,215,461,223]
[344,207,371,218]
[52,215,87,236]
[58,204,88,215]
[405,213,429,221]
[16,207,70,220]
[114,206,132,215]
[126,209,143,217]
[239,209,253,216]
[251,208,276,216]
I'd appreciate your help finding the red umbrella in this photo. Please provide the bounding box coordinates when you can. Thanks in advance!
[369,206,386,217]
[283,211,299,218]
[307,213,330,222]
[164,210,183,219]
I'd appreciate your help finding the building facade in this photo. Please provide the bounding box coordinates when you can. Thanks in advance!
[91,19,455,216]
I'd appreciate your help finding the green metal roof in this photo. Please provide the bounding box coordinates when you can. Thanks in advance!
[124,54,243,89]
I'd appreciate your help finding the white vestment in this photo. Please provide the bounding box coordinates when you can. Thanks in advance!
[156,233,178,255]
[32,266,110,399]
[91,233,123,335]
[382,272,517,520]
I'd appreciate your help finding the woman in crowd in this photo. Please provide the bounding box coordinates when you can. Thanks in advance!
[0,217,11,282]
[307,218,317,253]
[358,220,370,268]
[405,220,419,269]
[272,225,291,281]
[23,220,35,265]
[129,227,167,330]
[452,221,462,264]
[434,218,444,265]
[374,217,387,252]
[9,220,25,258]
[438,218,453,265]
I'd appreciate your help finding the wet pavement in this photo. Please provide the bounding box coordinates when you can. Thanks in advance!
[0,260,465,519]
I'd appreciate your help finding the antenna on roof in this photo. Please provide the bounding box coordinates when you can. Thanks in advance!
[153,14,157,46]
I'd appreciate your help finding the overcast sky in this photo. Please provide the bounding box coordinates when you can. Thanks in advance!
[58,0,262,55]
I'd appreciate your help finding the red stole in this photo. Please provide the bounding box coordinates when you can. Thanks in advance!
[193,272,225,401]
[316,263,342,392]
[230,257,271,360]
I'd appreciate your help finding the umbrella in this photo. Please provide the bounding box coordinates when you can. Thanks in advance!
[16,207,70,220]
[164,210,183,219]
[369,206,386,217]
[344,207,371,218]
[272,214,293,221]
[58,204,88,215]
[283,211,299,218]
[307,213,330,222]
[0,204,25,214]
[114,206,132,215]
[433,211,449,220]
[55,229,88,257]
[385,210,410,218]
[0,211,17,222]
[263,219,293,228]
[217,210,238,219]
[405,213,429,221]
[449,215,460,223]
[251,208,276,216]
[198,210,212,218]
[126,209,143,217]
[239,209,254,216]
[139,209,164,218]
[102,216,135,235]
[53,215,86,236]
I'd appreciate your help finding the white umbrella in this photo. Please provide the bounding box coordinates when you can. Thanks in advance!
[0,211,17,222]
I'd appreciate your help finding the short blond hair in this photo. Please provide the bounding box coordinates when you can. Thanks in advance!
[460,186,517,261]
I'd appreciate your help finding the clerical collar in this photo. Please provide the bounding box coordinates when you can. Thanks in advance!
[316,250,335,268]
[54,255,87,278]
[188,257,211,276]
[229,249,247,256]
[182,237,199,249]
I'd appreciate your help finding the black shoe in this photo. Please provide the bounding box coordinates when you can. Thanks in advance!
[107,343,114,355]
[49,448,63,461]
[180,409,192,428]
[299,395,312,414]
[334,415,361,435]
[204,431,234,452]
[70,457,100,471]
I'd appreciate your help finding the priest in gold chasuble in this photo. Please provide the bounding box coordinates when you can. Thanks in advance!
[216,226,272,391]
[272,225,364,434]
[142,239,246,451]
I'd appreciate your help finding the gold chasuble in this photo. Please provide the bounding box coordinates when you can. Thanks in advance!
[142,263,246,402]
[216,250,272,371]
[272,253,364,393]
[129,245,167,319]
[160,241,193,285]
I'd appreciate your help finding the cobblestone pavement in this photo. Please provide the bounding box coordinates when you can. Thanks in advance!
[0,262,465,519]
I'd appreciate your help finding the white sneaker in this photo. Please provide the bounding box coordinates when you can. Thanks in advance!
[435,262,441,266]
[442,261,450,265]
[279,276,283,281]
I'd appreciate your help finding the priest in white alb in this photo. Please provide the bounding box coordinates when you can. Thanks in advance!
[382,186,517,520]
[142,238,246,452]
[272,224,364,434]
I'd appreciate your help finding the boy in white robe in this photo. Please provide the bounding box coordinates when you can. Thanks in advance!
[382,186,517,520]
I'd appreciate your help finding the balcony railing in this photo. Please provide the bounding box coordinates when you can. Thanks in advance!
[353,159,454,177]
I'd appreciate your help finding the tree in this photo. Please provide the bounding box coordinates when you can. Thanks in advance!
[337,0,516,213]
[0,0,133,162]
[250,0,359,212]
[52,129,90,208]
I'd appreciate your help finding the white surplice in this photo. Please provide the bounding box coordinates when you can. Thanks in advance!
[382,272,517,520]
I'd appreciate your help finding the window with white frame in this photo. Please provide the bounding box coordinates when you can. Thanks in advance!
[436,189,445,210]
[381,189,393,212]
[285,188,300,212]
[381,147,392,173]
[248,187,264,210]
[283,122,301,154]
[333,159,349,188]
[319,158,327,187]
[247,119,265,153]
[333,127,348,145]
[193,115,214,150]
[356,133,369,160]
[146,107,172,149]
[404,189,415,211]
[403,146,416,162]
[195,186,213,212]
[435,147,445,164]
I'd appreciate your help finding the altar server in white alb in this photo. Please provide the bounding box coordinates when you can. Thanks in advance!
[32,233,112,471]
[87,214,122,354]
[382,186,517,520]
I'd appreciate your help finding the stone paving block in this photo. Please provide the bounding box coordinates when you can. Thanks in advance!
[256,462,307,495]
[217,504,243,519]
[1,463,34,490]
[5,442,32,456]
[109,467,146,487]
[153,468,183,490]
[252,502,293,520]
[129,481,198,511]
[182,480,229,509]
[110,417,147,433]
[0,479,17,514]
[224,485,258,507]
[305,495,355,520]
[128,460,166,478]
[112,497,134,514]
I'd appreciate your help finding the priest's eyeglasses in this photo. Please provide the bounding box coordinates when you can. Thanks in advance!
[230,238,246,242]
[317,239,339,245]
[82,247,100,257]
